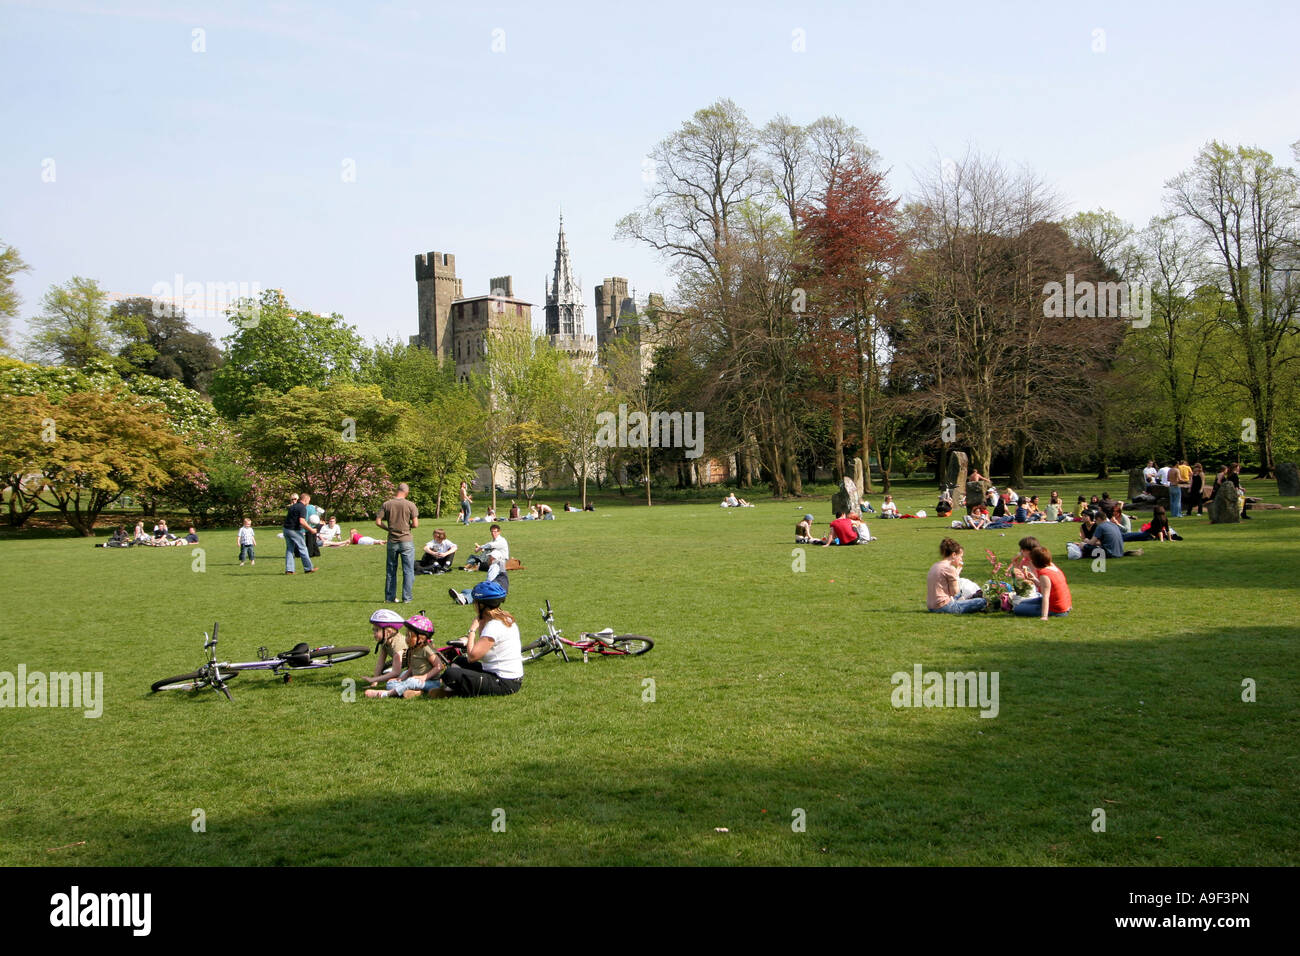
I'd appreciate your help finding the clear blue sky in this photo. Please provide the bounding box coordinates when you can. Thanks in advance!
[3,0,1297,346]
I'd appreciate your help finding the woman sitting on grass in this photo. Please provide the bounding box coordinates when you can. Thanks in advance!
[795,514,817,544]
[1012,546,1072,619]
[1010,537,1042,584]
[429,581,523,698]
[1126,504,1179,542]
[881,495,899,518]
[926,539,988,614]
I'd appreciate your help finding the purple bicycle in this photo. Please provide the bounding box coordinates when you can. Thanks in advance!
[150,622,370,699]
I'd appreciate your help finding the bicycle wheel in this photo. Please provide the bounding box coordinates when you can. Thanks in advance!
[601,636,654,656]
[151,669,239,692]
[521,639,555,663]
[307,645,370,664]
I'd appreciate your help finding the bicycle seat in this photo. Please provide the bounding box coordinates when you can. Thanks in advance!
[277,642,312,666]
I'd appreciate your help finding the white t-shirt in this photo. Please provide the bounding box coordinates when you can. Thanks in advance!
[318,523,341,543]
[1143,466,1157,484]
[238,526,256,545]
[1157,467,1171,485]
[426,537,456,554]
[481,535,509,563]
[479,618,523,680]
[881,501,898,516]
[1006,489,1019,505]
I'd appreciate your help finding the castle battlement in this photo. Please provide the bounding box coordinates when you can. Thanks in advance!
[415,251,456,281]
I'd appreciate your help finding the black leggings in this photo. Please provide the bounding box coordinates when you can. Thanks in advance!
[441,661,521,697]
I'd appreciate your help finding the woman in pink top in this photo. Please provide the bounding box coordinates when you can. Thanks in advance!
[926,539,987,614]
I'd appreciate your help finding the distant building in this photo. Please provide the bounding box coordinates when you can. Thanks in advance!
[543,216,596,366]
[412,253,531,381]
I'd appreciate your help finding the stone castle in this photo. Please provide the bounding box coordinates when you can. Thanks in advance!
[413,218,668,380]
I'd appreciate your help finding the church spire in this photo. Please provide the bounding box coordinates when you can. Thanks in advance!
[546,214,584,338]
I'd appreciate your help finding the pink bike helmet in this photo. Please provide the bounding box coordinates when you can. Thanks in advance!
[404,611,435,636]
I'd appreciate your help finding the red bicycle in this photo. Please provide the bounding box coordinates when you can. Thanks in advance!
[521,600,653,664]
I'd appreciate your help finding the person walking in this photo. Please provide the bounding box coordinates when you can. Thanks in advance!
[378,482,420,603]
[283,493,316,574]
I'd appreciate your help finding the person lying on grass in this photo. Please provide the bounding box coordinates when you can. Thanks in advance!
[365,612,444,699]
[424,581,523,698]
[926,538,987,614]
[360,608,406,689]
[1013,546,1072,619]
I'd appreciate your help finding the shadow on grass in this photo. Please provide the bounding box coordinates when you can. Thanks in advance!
[43,625,1300,867]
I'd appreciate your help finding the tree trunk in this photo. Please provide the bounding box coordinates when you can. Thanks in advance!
[1010,430,1027,487]
[832,389,845,483]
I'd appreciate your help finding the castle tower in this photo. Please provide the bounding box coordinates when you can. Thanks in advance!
[594,276,631,351]
[414,251,462,359]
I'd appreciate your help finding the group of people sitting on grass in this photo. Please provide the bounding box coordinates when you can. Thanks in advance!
[359,579,524,700]
[926,536,1072,619]
[795,511,876,546]
[98,521,199,547]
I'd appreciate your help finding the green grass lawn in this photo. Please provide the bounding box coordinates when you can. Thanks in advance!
[1,476,1297,866]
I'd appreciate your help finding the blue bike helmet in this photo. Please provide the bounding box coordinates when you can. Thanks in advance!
[470,580,507,607]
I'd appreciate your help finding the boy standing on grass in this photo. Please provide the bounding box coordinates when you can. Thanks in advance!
[238,518,256,566]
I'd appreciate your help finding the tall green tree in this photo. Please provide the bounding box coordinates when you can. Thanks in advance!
[210,289,364,419]
[553,357,612,508]
[357,337,458,406]
[27,277,119,368]
[0,241,31,355]
[238,384,402,517]
[109,297,222,394]
[1166,141,1300,476]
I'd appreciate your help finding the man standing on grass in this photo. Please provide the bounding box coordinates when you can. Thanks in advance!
[378,482,419,603]
[283,492,316,574]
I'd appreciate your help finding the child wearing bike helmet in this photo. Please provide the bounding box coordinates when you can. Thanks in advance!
[365,612,444,699]
[431,580,523,698]
[361,608,406,689]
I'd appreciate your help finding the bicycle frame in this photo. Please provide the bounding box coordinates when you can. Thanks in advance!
[164,623,365,699]
[534,601,639,663]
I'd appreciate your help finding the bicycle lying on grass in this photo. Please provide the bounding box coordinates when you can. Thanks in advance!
[150,622,370,699]
[521,600,653,664]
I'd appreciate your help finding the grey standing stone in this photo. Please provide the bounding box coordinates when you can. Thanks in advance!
[1128,467,1146,501]
[831,477,860,517]
[965,478,991,515]
[1207,481,1242,524]
[853,457,865,494]
[1276,461,1299,497]
[946,451,968,496]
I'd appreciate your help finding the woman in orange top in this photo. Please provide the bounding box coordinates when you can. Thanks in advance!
[1013,546,1072,619]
